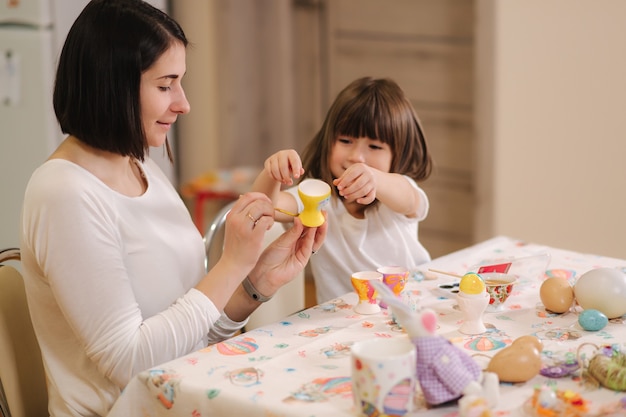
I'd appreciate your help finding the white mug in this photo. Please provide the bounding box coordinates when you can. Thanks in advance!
[351,337,417,416]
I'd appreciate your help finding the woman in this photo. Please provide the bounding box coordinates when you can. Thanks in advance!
[19,1,326,416]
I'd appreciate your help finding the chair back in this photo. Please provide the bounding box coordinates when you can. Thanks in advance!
[203,203,305,330]
[0,248,48,417]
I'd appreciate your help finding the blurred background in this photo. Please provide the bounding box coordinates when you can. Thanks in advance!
[171,0,626,261]
[2,0,625,268]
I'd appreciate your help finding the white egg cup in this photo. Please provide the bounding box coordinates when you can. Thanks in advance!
[457,291,489,334]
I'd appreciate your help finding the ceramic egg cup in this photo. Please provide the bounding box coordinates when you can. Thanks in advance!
[351,271,383,315]
[297,179,331,227]
[376,266,409,309]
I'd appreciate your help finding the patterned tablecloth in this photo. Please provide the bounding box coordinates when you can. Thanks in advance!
[107,236,626,417]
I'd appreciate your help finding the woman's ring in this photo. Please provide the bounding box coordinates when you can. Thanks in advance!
[247,212,259,227]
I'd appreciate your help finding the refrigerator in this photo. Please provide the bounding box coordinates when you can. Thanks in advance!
[0,0,173,251]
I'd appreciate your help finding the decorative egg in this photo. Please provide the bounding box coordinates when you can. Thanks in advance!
[216,337,258,355]
[486,335,542,383]
[539,277,574,314]
[514,335,543,353]
[574,268,626,319]
[578,309,608,331]
[459,273,485,295]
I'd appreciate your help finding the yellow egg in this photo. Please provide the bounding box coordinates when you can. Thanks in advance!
[459,273,486,294]
[539,277,574,313]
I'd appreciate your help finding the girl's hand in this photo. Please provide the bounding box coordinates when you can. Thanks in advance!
[248,213,328,297]
[263,149,304,186]
[220,192,275,271]
[333,163,377,205]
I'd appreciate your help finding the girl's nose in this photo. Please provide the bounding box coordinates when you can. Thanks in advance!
[348,144,366,162]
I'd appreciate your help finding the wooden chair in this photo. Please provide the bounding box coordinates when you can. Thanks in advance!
[0,248,48,417]
[203,202,305,330]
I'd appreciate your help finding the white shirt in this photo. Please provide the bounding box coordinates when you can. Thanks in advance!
[288,176,431,303]
[20,158,244,417]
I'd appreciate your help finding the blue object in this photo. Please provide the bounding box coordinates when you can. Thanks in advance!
[578,309,608,331]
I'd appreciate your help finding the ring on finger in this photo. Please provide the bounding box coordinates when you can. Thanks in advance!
[247,212,259,227]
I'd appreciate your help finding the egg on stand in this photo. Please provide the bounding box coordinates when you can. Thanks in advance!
[456,273,490,335]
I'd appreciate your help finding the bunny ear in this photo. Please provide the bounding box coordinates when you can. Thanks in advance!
[421,309,438,334]
[371,280,412,315]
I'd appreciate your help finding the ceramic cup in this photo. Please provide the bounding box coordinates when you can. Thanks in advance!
[456,290,489,334]
[351,337,417,416]
[297,179,331,227]
[481,272,516,312]
[377,266,409,309]
[351,271,383,315]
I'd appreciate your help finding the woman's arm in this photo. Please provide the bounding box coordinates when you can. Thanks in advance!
[223,215,326,321]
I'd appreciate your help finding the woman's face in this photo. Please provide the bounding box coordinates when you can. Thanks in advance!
[140,42,190,148]
[329,135,392,178]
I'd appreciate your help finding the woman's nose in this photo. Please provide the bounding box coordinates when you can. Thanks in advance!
[173,89,191,114]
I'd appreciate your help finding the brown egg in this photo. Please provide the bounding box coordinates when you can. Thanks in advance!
[486,336,542,383]
[514,335,543,353]
[539,277,574,313]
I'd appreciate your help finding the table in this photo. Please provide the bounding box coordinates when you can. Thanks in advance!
[107,236,626,417]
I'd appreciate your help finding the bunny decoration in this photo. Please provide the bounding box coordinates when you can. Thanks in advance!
[371,280,500,412]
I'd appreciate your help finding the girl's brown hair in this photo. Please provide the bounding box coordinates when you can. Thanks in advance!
[301,77,432,197]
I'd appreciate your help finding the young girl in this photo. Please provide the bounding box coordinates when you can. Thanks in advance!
[252,77,432,303]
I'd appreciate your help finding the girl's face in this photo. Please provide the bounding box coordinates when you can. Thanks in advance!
[329,135,393,177]
[140,42,190,148]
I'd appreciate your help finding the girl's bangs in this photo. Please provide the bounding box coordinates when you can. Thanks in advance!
[335,102,395,144]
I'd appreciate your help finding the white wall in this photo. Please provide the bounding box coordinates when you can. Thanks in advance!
[170,0,220,185]
[0,0,173,251]
[475,0,626,258]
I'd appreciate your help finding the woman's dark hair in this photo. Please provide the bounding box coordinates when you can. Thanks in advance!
[53,0,188,161]
[301,77,432,198]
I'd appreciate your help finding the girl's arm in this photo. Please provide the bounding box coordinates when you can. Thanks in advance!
[334,163,423,217]
[252,149,303,222]
[372,171,423,217]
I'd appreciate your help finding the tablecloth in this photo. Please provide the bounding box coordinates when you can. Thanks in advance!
[107,236,626,417]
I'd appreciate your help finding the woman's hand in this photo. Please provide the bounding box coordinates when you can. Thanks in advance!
[247,212,327,297]
[263,149,304,186]
[220,192,275,272]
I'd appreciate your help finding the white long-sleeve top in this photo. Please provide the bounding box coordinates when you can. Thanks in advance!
[20,157,244,417]
[287,176,431,303]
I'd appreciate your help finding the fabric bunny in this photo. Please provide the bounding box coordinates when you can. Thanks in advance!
[372,280,499,410]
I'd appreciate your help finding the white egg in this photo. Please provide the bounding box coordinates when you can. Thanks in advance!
[574,267,626,319]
